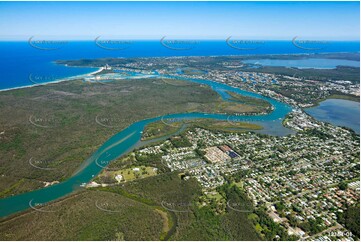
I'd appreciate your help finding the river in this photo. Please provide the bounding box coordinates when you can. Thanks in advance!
[0,73,294,218]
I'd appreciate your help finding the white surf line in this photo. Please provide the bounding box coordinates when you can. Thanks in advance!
[0,68,103,93]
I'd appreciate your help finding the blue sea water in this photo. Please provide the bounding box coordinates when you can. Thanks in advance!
[0,40,359,218]
[0,40,359,90]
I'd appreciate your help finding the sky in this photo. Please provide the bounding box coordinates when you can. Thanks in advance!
[0,1,359,40]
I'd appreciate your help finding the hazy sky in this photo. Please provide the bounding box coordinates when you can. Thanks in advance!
[0,1,359,40]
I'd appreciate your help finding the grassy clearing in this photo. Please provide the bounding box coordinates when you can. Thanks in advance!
[142,121,183,141]
[142,119,262,141]
[227,91,272,111]
[97,166,158,184]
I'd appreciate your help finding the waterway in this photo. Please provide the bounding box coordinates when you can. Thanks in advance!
[0,73,293,218]
[242,58,360,69]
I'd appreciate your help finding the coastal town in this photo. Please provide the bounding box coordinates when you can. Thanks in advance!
[68,54,360,240]
[0,1,359,241]
[84,54,359,109]
[111,110,359,241]
[0,55,359,241]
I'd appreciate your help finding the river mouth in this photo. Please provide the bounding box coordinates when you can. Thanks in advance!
[0,72,293,218]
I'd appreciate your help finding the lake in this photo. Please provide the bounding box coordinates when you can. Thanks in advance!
[243,58,360,69]
[305,99,360,134]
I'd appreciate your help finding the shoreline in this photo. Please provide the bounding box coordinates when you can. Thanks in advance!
[0,51,358,93]
[304,94,360,109]
[55,51,361,61]
[0,67,102,93]
[0,69,292,218]
[85,66,104,76]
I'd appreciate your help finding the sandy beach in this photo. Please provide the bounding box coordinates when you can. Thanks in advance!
[0,67,103,93]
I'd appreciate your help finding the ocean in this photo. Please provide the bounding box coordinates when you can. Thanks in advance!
[0,40,359,90]
[0,40,359,217]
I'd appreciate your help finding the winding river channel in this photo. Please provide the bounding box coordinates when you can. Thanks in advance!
[0,74,293,218]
